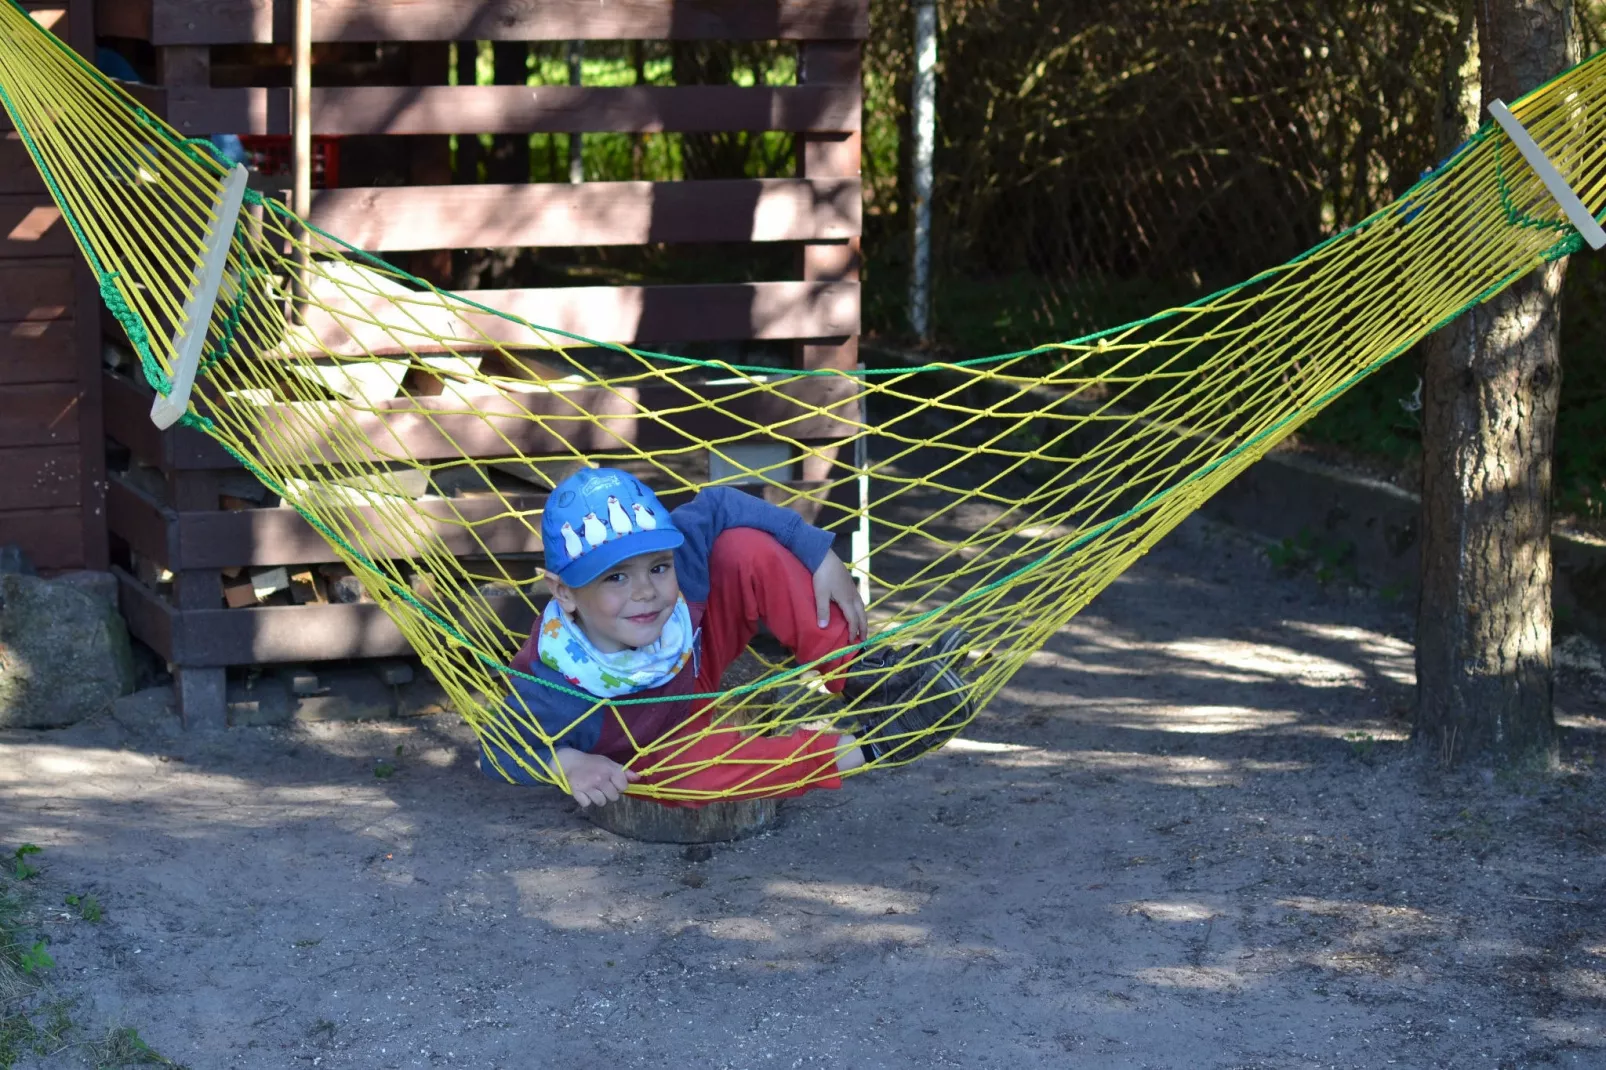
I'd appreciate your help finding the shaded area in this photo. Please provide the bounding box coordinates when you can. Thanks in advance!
[3,516,1604,1068]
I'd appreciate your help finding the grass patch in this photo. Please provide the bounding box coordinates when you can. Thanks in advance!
[89,1026,185,1069]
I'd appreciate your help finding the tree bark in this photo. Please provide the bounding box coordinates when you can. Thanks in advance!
[1415,0,1575,766]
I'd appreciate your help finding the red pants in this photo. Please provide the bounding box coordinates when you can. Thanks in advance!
[629,528,855,805]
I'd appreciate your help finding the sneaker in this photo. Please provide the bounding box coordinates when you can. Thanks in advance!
[844,626,973,761]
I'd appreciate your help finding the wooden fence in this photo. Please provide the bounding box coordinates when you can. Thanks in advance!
[94,0,867,728]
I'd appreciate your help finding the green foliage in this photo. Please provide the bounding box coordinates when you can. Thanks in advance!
[91,1026,184,1069]
[372,761,396,780]
[16,941,51,976]
[1344,731,1378,763]
[1265,529,1356,585]
[65,893,103,923]
[9,846,39,882]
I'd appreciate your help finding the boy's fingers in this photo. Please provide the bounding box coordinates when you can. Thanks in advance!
[623,768,641,782]
[815,585,830,628]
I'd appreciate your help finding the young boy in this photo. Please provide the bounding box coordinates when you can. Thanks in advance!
[479,466,971,808]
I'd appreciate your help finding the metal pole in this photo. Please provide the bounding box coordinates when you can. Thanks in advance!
[908,1,937,341]
[568,41,585,184]
[851,363,871,607]
[291,0,312,317]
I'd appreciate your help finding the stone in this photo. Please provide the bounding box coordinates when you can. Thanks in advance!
[0,545,35,576]
[228,676,293,727]
[54,570,119,609]
[281,666,322,696]
[395,679,453,718]
[0,573,137,728]
[373,660,415,687]
[294,669,394,722]
[110,686,180,737]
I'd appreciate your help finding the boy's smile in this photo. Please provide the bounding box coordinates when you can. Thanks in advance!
[550,550,680,653]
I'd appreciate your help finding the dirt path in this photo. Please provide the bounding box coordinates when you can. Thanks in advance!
[4,516,1605,1069]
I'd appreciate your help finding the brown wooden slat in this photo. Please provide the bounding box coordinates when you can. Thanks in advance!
[104,366,861,469]
[111,566,174,661]
[0,508,84,571]
[0,139,46,195]
[176,496,548,569]
[171,598,537,666]
[104,0,867,45]
[160,84,860,138]
[0,195,72,259]
[0,445,79,510]
[105,473,177,568]
[0,323,76,384]
[294,280,859,353]
[308,178,861,252]
[0,260,72,319]
[0,382,81,447]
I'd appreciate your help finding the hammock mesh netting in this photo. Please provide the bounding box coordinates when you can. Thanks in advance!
[2,1,1601,800]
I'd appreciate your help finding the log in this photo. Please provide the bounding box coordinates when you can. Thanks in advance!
[585,794,778,844]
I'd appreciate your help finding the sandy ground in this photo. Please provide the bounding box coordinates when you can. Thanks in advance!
[4,515,1606,1070]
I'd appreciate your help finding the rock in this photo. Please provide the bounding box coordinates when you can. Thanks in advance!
[111,686,180,737]
[294,669,394,722]
[0,545,34,576]
[0,573,137,727]
[53,570,119,609]
[228,676,293,727]
[395,678,453,718]
[586,793,780,844]
[373,660,414,687]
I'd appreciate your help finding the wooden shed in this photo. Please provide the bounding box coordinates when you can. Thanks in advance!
[53,0,868,726]
[0,1,106,576]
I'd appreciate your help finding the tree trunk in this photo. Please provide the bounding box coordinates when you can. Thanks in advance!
[1415,0,1575,766]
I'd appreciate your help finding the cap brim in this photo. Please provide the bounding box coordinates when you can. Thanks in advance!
[552,529,686,588]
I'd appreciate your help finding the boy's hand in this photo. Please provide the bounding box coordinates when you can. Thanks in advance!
[812,551,867,641]
[555,748,639,809]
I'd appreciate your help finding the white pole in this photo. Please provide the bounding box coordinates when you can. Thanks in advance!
[292,0,312,317]
[909,1,937,341]
[851,363,871,608]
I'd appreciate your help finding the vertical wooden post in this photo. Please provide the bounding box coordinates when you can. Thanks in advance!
[408,43,454,287]
[166,469,226,729]
[795,40,864,539]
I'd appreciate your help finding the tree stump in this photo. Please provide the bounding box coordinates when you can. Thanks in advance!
[584,647,783,842]
[584,793,779,843]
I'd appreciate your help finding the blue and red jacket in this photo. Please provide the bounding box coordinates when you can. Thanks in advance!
[480,487,834,783]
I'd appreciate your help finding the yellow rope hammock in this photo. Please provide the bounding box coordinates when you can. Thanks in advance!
[3,2,1602,801]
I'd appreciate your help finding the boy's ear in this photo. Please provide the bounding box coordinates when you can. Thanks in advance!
[545,573,578,613]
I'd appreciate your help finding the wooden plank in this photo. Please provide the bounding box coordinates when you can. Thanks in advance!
[0,139,46,195]
[0,382,82,447]
[173,496,546,569]
[0,261,72,320]
[171,598,537,667]
[307,178,862,252]
[160,84,861,138]
[104,365,861,469]
[105,473,176,569]
[0,445,79,510]
[112,566,174,662]
[102,370,173,467]
[0,323,76,384]
[109,0,867,45]
[297,280,860,352]
[0,508,84,570]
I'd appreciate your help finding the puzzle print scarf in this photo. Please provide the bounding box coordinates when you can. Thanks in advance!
[537,596,695,698]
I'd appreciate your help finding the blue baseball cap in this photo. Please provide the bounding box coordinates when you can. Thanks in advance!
[541,467,684,587]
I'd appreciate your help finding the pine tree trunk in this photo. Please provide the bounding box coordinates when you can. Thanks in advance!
[1415,0,1575,766]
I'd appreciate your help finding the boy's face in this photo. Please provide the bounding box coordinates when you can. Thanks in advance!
[549,550,680,653]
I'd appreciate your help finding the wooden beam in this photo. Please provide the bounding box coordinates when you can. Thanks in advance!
[0,508,85,570]
[307,178,862,252]
[159,84,861,138]
[109,0,867,45]
[104,366,861,469]
[112,566,173,662]
[105,474,177,569]
[0,324,76,384]
[168,598,536,667]
[0,139,45,195]
[0,261,72,320]
[0,445,79,510]
[0,382,82,447]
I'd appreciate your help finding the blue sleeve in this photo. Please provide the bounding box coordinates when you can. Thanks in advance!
[670,486,836,598]
[478,674,603,786]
